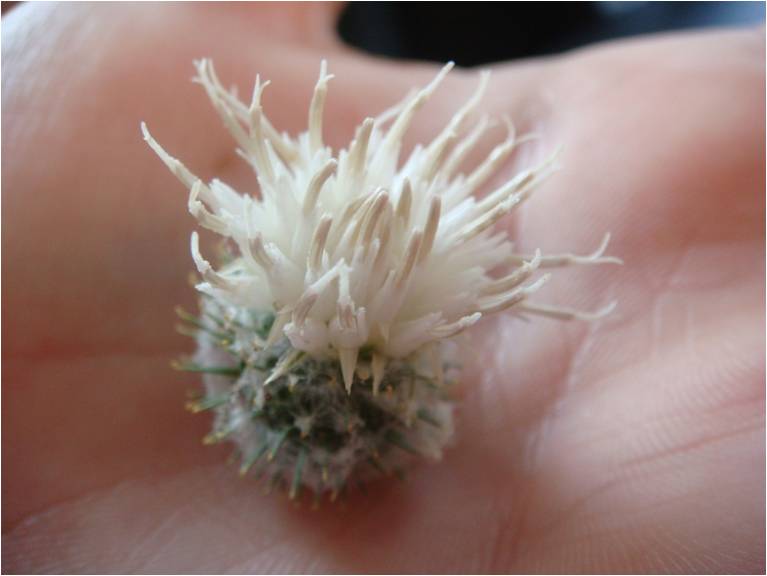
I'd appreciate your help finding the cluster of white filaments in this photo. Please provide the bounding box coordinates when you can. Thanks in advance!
[143,60,618,394]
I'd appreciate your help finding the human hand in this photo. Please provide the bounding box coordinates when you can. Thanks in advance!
[3,4,763,573]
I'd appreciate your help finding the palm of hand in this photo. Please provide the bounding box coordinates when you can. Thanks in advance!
[3,5,764,573]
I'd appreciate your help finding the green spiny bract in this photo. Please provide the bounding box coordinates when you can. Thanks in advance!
[177,296,455,500]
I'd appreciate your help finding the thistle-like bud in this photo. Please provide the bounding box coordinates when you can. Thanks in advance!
[145,60,619,501]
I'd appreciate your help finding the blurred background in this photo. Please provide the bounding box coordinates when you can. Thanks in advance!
[339,1,765,66]
[2,2,764,62]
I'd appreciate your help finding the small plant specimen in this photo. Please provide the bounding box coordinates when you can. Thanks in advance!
[143,60,618,501]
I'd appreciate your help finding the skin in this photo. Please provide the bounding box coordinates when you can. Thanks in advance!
[2,3,764,573]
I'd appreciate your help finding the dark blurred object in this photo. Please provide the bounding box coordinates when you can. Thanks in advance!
[1,1,19,15]
[338,1,765,66]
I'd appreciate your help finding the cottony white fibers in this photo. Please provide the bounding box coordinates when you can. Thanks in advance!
[144,60,618,499]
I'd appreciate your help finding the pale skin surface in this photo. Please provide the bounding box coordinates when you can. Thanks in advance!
[2,3,764,573]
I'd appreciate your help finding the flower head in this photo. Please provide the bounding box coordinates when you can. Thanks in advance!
[144,60,619,498]
[143,60,617,393]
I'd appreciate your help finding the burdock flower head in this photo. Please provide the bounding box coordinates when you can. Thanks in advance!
[143,60,618,501]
